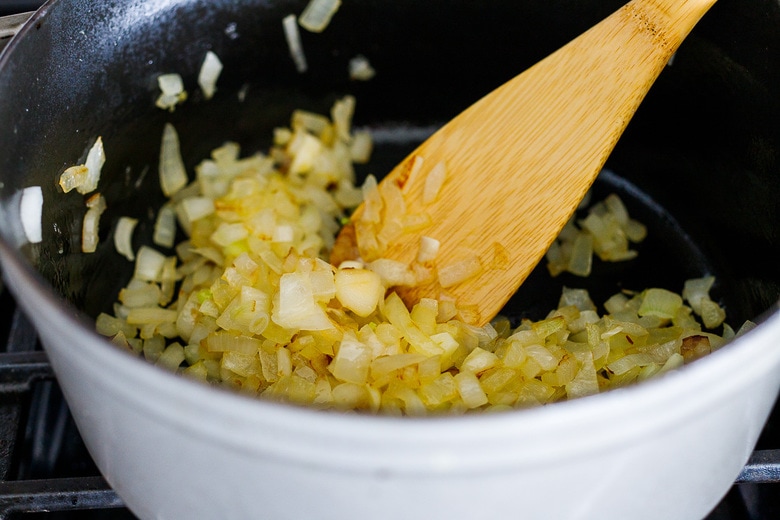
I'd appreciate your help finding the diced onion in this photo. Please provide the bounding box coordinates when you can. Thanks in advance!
[422,161,447,205]
[20,186,43,244]
[638,288,683,320]
[153,205,177,248]
[546,192,645,277]
[416,236,440,263]
[283,14,308,73]
[134,246,168,282]
[682,275,715,315]
[349,131,373,163]
[454,371,488,408]
[335,268,384,317]
[348,54,376,81]
[438,255,482,288]
[198,51,223,100]
[59,137,105,195]
[159,123,189,197]
[179,196,215,223]
[114,216,138,261]
[82,193,106,253]
[272,272,334,331]
[158,73,184,97]
[298,0,341,33]
[155,73,187,111]
[82,137,106,194]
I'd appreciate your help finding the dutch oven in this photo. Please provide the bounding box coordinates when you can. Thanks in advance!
[0,0,778,519]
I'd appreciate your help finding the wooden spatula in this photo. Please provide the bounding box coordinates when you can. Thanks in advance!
[331,0,716,326]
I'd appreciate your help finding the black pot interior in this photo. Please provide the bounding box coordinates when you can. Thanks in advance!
[0,0,777,329]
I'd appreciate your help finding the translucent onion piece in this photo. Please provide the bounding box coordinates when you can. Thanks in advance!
[282,14,307,73]
[179,196,215,223]
[331,95,355,144]
[114,216,138,261]
[682,275,715,316]
[349,131,373,163]
[59,137,105,195]
[58,166,88,194]
[159,123,189,197]
[422,161,447,205]
[566,232,593,277]
[155,73,187,111]
[153,205,177,248]
[198,51,223,100]
[134,246,167,282]
[348,54,376,81]
[700,298,727,329]
[638,288,683,320]
[81,137,106,194]
[81,193,106,253]
[273,272,334,331]
[546,192,644,277]
[438,255,482,288]
[454,371,488,408]
[19,186,43,244]
[298,0,341,33]
[335,268,384,317]
[158,73,184,96]
[416,236,440,263]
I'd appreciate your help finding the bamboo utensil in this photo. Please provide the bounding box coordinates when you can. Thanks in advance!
[331,0,717,325]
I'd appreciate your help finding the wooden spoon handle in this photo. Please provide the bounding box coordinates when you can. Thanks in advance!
[332,0,716,325]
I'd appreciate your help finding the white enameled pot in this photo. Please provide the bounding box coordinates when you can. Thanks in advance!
[1,0,778,518]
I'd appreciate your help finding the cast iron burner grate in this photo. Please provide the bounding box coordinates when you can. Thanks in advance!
[0,289,779,519]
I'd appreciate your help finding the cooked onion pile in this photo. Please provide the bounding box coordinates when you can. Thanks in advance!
[96,98,739,415]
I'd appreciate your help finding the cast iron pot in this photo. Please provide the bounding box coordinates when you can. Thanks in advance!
[0,0,778,519]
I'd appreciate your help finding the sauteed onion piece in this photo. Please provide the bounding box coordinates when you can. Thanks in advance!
[198,51,223,100]
[114,216,138,261]
[20,186,43,244]
[156,73,187,111]
[59,137,105,195]
[299,0,342,33]
[81,193,106,253]
[283,14,307,73]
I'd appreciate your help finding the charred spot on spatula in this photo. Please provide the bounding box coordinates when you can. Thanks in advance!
[330,222,359,266]
[393,154,425,191]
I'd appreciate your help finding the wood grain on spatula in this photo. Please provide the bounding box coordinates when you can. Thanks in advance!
[331,0,717,326]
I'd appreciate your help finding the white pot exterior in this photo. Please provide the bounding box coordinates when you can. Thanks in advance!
[3,251,779,520]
